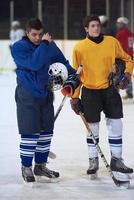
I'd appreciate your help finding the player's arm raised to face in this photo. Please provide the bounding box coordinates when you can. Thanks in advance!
[11,40,53,71]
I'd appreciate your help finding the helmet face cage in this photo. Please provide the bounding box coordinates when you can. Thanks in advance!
[48,62,68,91]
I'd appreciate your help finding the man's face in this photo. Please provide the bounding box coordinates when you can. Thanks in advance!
[85,20,101,37]
[26,28,44,45]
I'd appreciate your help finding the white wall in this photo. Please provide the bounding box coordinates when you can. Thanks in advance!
[0,40,78,72]
[56,40,78,64]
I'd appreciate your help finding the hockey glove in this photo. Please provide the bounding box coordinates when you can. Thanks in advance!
[70,98,83,115]
[114,72,131,90]
[61,74,80,97]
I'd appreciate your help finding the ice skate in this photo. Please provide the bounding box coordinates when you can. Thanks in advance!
[21,166,35,183]
[87,157,99,180]
[110,157,133,188]
[34,163,60,183]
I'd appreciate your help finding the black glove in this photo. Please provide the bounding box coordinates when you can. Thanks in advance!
[114,73,131,89]
[61,74,80,97]
[70,98,83,115]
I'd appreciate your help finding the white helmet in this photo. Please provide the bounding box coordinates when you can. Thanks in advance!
[99,15,108,24]
[11,20,21,27]
[48,62,68,91]
[116,17,129,24]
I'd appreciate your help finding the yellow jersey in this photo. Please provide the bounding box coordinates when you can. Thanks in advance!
[72,36,133,98]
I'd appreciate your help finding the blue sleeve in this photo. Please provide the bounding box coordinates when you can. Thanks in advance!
[11,41,52,71]
[50,41,76,75]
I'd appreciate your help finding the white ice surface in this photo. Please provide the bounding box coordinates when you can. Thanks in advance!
[0,73,134,200]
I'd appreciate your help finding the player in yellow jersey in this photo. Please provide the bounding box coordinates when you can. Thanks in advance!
[70,15,133,179]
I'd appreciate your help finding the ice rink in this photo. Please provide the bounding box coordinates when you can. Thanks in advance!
[0,72,134,200]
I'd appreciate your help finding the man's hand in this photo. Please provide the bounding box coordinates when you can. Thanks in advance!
[115,72,131,90]
[42,32,52,42]
[70,98,83,115]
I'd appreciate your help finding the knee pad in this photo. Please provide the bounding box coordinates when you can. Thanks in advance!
[88,122,99,138]
[106,118,122,137]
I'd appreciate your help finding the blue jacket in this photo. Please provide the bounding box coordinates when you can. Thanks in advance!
[11,37,74,98]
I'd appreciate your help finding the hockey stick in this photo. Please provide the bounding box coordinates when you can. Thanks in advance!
[48,96,67,159]
[79,112,130,188]
[54,64,83,122]
[49,65,83,159]
[54,95,67,121]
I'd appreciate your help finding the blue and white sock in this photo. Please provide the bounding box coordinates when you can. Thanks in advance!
[20,133,40,167]
[35,131,53,164]
[87,122,99,158]
[107,118,122,158]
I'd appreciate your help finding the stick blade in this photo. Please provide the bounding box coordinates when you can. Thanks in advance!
[112,176,130,189]
[48,151,56,159]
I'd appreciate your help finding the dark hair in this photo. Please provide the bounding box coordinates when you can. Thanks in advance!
[83,14,101,28]
[25,18,43,32]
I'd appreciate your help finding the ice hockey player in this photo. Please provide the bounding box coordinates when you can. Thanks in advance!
[11,18,79,183]
[9,20,25,47]
[68,14,133,180]
[116,17,134,101]
[99,15,115,36]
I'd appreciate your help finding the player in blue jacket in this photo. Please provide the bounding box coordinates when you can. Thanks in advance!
[11,18,76,183]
